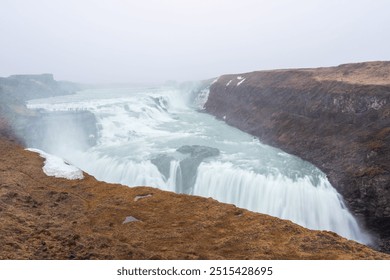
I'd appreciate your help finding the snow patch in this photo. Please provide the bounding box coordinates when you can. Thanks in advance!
[226,80,232,86]
[237,78,246,86]
[237,76,244,80]
[211,77,219,84]
[26,148,84,180]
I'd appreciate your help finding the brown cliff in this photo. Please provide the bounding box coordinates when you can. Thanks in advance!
[204,61,390,252]
[0,137,388,259]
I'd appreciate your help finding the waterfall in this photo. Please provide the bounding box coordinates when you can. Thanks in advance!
[193,162,366,243]
[25,86,371,245]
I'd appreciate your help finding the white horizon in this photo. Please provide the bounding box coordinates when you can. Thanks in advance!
[1,0,389,84]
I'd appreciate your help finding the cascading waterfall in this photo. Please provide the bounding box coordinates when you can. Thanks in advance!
[193,162,363,241]
[26,86,371,244]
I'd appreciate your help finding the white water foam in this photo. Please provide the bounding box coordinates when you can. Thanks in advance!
[26,86,371,244]
[193,162,367,243]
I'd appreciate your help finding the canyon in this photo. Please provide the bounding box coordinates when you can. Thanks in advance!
[1,63,389,259]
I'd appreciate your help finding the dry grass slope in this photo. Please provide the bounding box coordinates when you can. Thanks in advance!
[0,137,389,260]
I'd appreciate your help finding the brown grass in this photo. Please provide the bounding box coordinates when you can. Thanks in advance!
[1,137,389,260]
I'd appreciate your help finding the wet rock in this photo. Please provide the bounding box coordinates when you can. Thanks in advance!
[151,154,174,179]
[177,145,220,158]
[176,145,220,193]
[177,156,203,193]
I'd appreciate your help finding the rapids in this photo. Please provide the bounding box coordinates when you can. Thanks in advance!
[26,86,371,244]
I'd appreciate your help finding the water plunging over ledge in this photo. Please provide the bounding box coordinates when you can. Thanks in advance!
[26,86,371,244]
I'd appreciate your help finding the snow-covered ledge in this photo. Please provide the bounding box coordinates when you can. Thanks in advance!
[26,148,84,180]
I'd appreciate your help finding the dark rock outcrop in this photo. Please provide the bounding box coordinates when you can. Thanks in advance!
[176,145,220,193]
[204,61,390,252]
[151,146,220,194]
[151,154,175,179]
[177,145,220,158]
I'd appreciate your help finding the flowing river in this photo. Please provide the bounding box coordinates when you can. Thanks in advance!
[27,86,370,244]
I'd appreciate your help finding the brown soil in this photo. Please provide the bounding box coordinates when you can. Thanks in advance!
[0,137,389,260]
[312,61,390,86]
[252,61,390,87]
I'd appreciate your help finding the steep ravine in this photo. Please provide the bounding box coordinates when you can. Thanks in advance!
[204,61,390,252]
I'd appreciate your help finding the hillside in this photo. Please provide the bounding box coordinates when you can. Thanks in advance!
[0,137,388,259]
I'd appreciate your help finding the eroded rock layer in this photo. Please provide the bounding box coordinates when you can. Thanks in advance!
[204,61,390,252]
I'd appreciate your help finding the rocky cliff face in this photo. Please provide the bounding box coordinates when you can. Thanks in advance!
[205,61,390,252]
[0,137,389,259]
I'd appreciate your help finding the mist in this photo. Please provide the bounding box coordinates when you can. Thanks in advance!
[1,0,390,83]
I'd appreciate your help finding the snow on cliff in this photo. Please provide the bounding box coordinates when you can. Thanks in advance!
[26,148,84,180]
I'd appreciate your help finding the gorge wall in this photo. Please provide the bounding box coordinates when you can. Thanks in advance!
[204,61,390,252]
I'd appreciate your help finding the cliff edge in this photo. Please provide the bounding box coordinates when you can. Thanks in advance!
[205,61,390,252]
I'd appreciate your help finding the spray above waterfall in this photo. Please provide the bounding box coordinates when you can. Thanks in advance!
[26,86,371,245]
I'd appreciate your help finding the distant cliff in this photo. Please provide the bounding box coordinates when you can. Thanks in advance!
[0,73,81,101]
[205,61,390,252]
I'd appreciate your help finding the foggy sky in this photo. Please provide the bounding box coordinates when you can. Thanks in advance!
[1,0,389,84]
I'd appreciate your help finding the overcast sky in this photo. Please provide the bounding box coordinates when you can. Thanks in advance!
[1,0,389,84]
